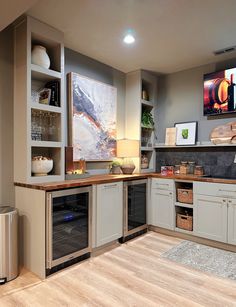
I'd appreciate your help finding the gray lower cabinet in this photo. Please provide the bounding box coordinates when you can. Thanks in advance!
[94,182,123,247]
[151,179,174,230]
[228,199,236,245]
[194,194,228,243]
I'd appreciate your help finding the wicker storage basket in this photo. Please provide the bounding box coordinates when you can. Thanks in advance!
[177,188,193,204]
[176,213,193,231]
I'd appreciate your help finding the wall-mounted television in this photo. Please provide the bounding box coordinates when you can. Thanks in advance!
[204,67,236,116]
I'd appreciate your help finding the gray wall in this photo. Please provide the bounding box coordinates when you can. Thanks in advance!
[64,48,126,172]
[0,26,14,205]
[156,58,236,143]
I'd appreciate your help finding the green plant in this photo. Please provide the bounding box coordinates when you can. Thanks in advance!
[111,160,121,167]
[141,110,154,128]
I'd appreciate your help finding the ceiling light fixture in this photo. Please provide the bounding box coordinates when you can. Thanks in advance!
[123,30,135,44]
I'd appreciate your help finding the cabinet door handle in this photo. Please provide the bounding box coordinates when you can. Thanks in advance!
[222,199,227,202]
[103,184,117,188]
[228,200,232,203]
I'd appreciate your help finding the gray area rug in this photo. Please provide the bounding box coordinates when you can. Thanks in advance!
[162,241,236,281]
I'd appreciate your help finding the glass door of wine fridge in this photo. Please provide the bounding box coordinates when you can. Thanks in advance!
[123,179,147,237]
[46,186,92,269]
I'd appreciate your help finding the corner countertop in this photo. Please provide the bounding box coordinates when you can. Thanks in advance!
[14,173,236,191]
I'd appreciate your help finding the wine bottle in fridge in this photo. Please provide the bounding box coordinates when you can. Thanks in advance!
[228,73,235,112]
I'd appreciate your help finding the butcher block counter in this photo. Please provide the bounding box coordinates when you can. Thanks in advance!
[14,172,236,191]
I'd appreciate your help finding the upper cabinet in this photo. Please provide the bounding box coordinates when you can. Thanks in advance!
[14,16,65,183]
[125,70,157,173]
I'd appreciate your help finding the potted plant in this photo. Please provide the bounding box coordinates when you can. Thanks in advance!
[141,110,154,129]
[110,160,122,174]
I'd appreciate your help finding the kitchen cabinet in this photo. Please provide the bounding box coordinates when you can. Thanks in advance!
[194,194,227,242]
[151,179,174,230]
[94,182,123,247]
[228,198,236,245]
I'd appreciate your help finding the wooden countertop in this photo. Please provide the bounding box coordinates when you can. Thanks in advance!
[14,173,236,191]
[152,173,236,184]
[14,173,150,191]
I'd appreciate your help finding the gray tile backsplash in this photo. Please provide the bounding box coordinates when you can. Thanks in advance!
[156,147,236,177]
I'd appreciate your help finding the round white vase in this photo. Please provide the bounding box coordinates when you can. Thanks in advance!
[31,45,50,69]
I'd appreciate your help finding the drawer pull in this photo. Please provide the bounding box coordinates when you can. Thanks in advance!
[103,184,117,188]
[219,189,236,193]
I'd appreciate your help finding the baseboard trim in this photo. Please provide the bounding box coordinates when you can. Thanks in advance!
[149,225,236,253]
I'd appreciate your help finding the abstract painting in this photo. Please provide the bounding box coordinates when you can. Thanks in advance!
[68,72,117,161]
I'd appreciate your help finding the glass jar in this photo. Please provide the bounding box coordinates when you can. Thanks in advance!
[180,161,189,174]
[194,165,204,176]
[188,161,195,174]
[174,165,180,175]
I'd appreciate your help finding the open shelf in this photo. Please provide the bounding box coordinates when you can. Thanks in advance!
[175,202,193,209]
[31,141,62,148]
[141,147,154,151]
[31,146,62,176]
[141,99,154,108]
[31,64,61,81]
[31,109,61,142]
[31,32,62,72]
[30,103,61,113]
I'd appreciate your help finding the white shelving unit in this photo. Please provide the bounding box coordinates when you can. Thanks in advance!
[14,16,65,183]
[125,70,157,173]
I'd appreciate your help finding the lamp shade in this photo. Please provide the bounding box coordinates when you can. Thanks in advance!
[117,139,139,158]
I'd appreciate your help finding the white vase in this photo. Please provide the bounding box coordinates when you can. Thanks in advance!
[31,45,50,69]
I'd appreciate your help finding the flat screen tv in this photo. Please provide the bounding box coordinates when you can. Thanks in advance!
[204,67,236,116]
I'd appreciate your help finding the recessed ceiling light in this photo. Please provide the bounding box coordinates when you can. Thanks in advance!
[123,32,135,44]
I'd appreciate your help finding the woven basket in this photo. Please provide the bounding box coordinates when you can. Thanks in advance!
[176,213,193,231]
[177,188,193,204]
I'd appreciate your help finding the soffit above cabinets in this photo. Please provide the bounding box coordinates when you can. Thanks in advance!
[25,0,236,74]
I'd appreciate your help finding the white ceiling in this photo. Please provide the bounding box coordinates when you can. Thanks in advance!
[0,0,37,31]
[27,0,236,74]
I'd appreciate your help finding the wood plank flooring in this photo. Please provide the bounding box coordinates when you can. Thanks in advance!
[1,231,236,306]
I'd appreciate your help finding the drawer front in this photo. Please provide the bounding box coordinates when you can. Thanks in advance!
[194,181,236,198]
[151,178,174,191]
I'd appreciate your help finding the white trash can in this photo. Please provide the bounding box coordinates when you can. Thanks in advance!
[0,206,18,284]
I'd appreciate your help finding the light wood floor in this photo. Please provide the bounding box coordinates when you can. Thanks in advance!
[1,231,236,306]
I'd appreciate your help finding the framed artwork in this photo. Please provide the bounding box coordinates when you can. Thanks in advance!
[68,72,117,161]
[175,121,197,146]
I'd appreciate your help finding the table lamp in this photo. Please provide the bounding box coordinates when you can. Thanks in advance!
[117,139,139,174]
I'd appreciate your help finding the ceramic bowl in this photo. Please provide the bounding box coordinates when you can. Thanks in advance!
[31,158,53,176]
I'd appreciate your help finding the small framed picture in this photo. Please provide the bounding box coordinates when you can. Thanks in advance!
[39,88,51,105]
[175,121,197,146]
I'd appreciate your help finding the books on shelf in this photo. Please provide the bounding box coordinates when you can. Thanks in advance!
[45,80,60,107]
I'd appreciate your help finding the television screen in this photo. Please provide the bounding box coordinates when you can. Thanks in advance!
[204,67,236,116]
